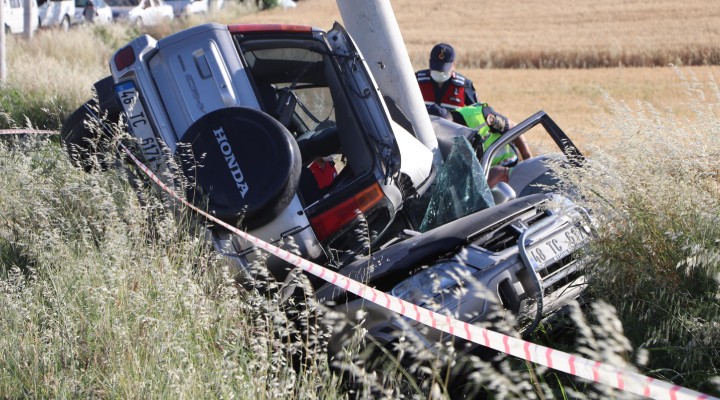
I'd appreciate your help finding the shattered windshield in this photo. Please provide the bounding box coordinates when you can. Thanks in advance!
[419,136,495,232]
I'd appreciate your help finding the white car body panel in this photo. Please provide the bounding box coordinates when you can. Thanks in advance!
[4,0,38,34]
[39,0,112,28]
[164,0,207,17]
[110,0,173,26]
[38,0,73,28]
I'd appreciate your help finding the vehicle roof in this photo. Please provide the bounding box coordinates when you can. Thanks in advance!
[228,24,315,35]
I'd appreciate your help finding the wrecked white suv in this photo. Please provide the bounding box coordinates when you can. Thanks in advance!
[61,22,593,380]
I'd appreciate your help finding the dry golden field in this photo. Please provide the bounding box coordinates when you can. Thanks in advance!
[233,0,720,68]
[218,0,720,149]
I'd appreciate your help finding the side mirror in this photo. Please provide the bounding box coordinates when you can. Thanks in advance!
[491,181,516,205]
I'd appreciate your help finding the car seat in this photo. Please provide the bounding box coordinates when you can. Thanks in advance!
[256,82,279,116]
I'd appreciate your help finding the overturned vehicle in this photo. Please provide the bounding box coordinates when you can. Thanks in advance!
[62,21,594,393]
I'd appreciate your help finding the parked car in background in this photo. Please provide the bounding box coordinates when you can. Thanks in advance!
[38,0,110,29]
[3,0,38,34]
[164,0,206,18]
[74,0,113,24]
[107,0,173,26]
[37,0,74,30]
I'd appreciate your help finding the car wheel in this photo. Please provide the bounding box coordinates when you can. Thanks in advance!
[60,76,121,172]
[92,75,121,117]
[61,100,108,172]
[177,107,302,229]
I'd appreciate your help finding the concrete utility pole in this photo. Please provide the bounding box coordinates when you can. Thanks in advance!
[0,0,6,82]
[24,0,33,39]
[336,0,441,166]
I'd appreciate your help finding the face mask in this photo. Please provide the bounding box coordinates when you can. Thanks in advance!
[430,70,451,83]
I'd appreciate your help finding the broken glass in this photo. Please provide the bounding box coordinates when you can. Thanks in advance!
[419,136,495,232]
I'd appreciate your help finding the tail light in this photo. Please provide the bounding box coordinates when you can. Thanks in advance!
[114,46,136,71]
[309,183,385,242]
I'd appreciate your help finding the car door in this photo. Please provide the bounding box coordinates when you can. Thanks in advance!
[143,0,157,24]
[94,0,113,23]
[149,0,171,23]
[325,22,401,181]
[5,0,23,33]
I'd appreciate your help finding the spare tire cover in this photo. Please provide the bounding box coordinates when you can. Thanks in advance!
[177,107,301,229]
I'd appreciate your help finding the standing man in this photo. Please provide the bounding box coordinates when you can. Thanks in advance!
[416,43,478,112]
[83,0,96,23]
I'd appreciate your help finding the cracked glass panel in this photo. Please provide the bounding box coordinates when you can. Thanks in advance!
[420,136,495,232]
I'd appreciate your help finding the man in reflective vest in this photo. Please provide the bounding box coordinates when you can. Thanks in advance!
[416,43,478,111]
[450,103,533,187]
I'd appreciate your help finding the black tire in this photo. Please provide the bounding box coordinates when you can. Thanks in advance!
[61,99,106,172]
[178,106,302,229]
[93,76,121,117]
[60,76,121,172]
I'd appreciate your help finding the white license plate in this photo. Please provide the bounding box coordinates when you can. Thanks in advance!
[528,224,590,269]
[114,80,164,170]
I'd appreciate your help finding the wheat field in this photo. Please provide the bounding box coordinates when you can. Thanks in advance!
[233,0,720,67]
[218,0,720,148]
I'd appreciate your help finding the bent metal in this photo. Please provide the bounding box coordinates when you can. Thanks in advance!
[213,126,250,198]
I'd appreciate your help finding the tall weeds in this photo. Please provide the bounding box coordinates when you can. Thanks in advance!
[559,68,720,395]
[0,132,659,399]
[0,135,341,399]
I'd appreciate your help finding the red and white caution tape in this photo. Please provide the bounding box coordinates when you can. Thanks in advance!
[0,128,58,135]
[117,143,717,400]
[4,127,714,400]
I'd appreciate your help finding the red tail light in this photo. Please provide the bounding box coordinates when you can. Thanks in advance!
[310,183,385,242]
[114,46,136,71]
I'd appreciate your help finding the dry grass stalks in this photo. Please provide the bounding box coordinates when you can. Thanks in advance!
[0,134,344,399]
[549,68,720,395]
